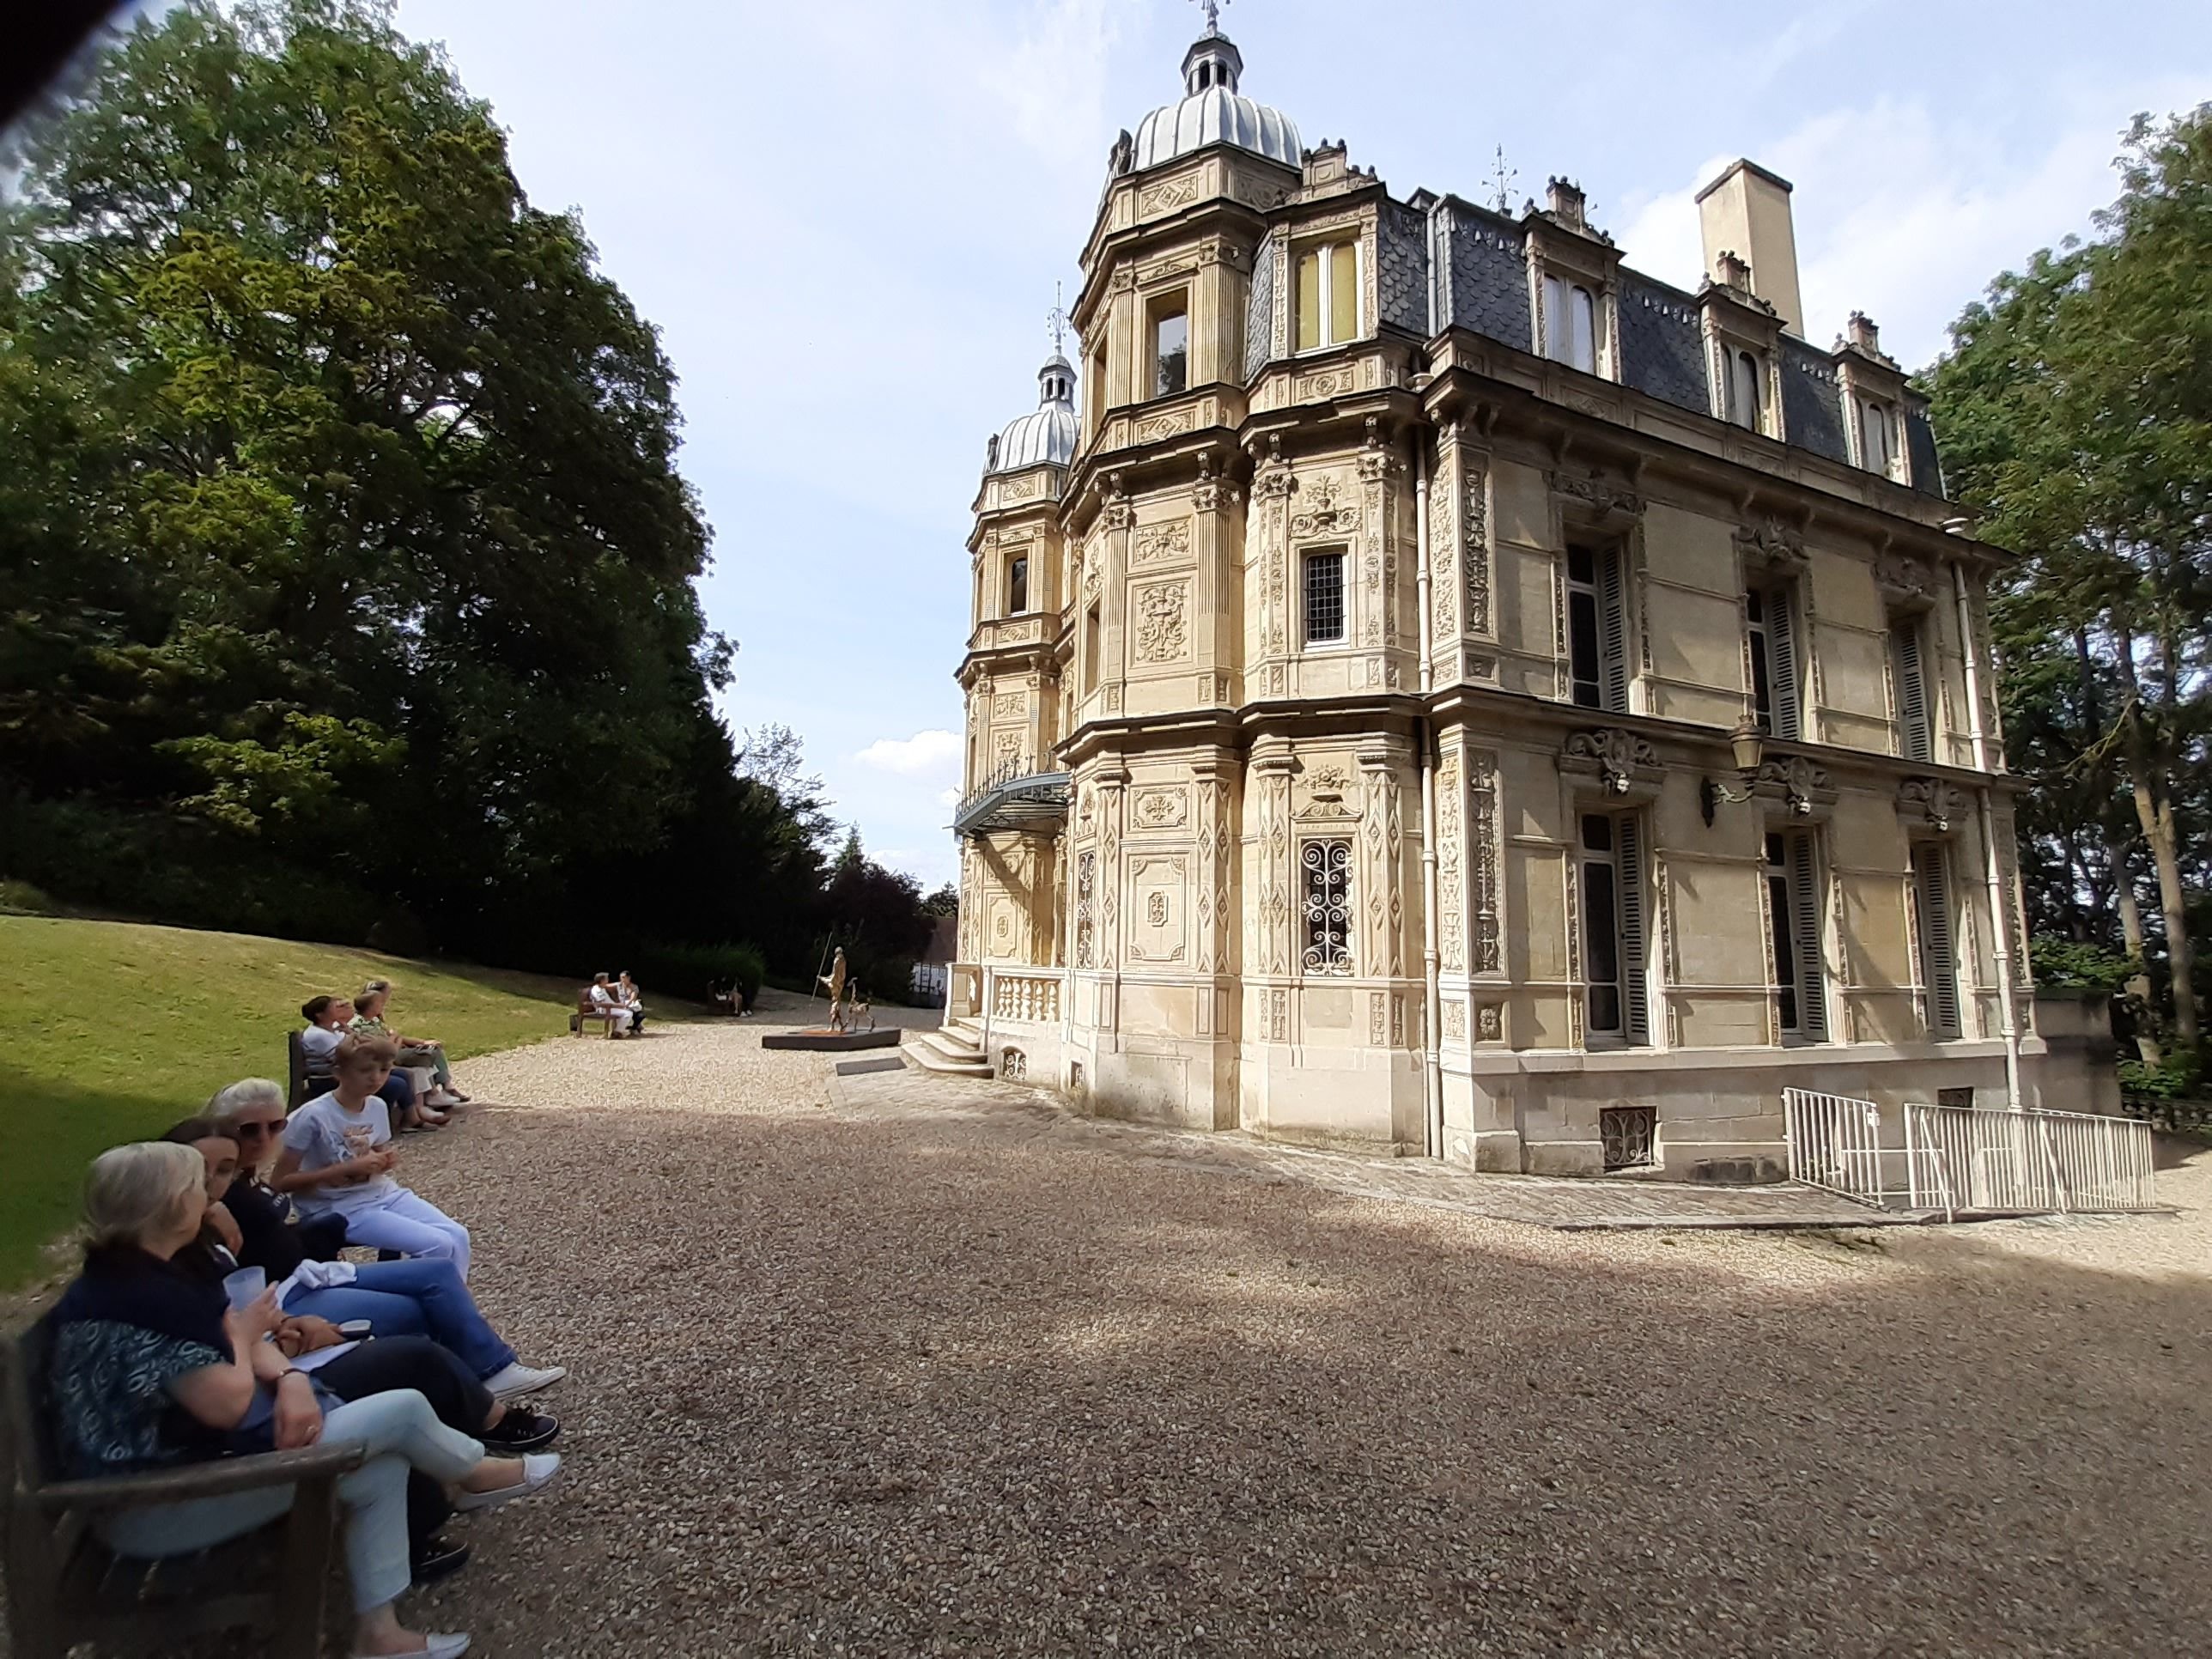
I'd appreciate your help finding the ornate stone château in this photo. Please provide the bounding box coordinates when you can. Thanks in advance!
[927,19,2081,1178]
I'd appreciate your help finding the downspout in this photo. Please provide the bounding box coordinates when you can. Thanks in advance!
[1954,557,2023,1111]
[1415,438,1444,1159]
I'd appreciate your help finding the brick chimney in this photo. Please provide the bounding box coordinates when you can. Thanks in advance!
[1695,159,1804,336]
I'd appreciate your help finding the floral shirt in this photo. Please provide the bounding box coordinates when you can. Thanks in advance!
[49,1320,223,1477]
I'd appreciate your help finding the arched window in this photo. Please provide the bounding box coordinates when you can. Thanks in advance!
[1540,275,1600,374]
[1859,397,1893,475]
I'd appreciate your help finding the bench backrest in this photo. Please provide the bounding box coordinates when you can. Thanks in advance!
[285,1029,312,1109]
[4,1318,63,1497]
[576,990,597,1014]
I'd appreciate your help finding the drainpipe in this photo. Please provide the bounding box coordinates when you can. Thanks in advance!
[1414,438,1445,1159]
[1953,557,2022,1111]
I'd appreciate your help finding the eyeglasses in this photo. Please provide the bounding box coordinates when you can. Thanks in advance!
[234,1121,281,1138]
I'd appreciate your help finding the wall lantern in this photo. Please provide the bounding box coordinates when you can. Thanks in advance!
[1699,720,1765,826]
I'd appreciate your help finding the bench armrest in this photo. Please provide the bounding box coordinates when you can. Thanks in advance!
[35,1442,368,1511]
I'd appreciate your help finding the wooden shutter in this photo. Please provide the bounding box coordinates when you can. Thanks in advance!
[1598,547,1629,714]
[1617,815,1650,1044]
[1790,834,1828,1040]
[1893,623,1931,761]
[1914,845,1960,1037]
[1765,591,1801,738]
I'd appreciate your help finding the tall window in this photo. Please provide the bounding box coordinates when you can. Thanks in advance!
[1746,584,1802,739]
[1565,543,1627,712]
[1892,617,1932,762]
[1912,843,1961,1038]
[1301,840,1353,975]
[1082,605,1101,695]
[1303,549,1347,647]
[1152,301,1188,398]
[1579,811,1650,1045]
[1859,397,1897,477]
[1295,240,1359,351]
[1542,274,1598,374]
[1726,348,1765,431]
[1765,830,1828,1042]
[1006,555,1029,616]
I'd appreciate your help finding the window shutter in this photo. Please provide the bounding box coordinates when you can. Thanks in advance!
[1542,273,1566,359]
[1894,624,1931,761]
[1765,592,1801,739]
[1790,835,1827,1041]
[1598,548,1629,713]
[1616,815,1650,1044]
[1915,846,1960,1037]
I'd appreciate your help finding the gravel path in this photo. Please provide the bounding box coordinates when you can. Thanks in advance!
[367,1000,2212,1656]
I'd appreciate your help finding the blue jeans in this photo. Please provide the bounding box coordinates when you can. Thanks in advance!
[288,1258,514,1379]
[99,1389,483,1614]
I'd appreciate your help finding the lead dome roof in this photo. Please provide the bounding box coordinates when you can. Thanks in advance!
[1130,29,1301,173]
[985,353,1078,477]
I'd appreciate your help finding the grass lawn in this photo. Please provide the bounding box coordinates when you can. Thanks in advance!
[0,916,586,1291]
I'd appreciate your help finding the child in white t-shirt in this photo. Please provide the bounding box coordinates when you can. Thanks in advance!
[274,1033,473,1278]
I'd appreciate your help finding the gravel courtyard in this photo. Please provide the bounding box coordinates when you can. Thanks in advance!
[388,1000,2212,1658]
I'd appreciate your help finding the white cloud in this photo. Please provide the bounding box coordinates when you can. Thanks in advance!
[854,729,962,776]
[1615,73,2207,370]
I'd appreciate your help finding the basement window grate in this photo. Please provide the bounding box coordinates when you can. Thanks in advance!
[1600,1106,1656,1171]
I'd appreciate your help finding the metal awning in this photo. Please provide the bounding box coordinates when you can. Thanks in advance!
[952,757,1071,837]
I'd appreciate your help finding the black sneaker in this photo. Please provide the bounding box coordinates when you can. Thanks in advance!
[412,1536,472,1584]
[481,1407,560,1453]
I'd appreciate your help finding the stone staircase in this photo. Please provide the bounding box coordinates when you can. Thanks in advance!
[905,1017,993,1077]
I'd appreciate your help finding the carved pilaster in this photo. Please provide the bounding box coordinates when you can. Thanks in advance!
[1096,767,1127,972]
[1250,749,1297,975]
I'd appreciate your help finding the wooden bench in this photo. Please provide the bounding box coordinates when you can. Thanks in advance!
[4,1319,367,1659]
[569,991,621,1038]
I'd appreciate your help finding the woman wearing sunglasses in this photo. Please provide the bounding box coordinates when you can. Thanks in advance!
[201,1079,563,1402]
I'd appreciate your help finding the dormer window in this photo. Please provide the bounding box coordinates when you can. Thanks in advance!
[1541,273,1600,374]
[1727,348,1765,431]
[1295,239,1359,352]
[1857,396,1902,480]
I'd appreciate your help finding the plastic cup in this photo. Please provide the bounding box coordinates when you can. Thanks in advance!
[222,1267,267,1310]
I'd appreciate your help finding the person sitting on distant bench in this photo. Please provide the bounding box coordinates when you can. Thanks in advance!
[275,1036,476,1276]
[354,979,469,1106]
[587,974,635,1036]
[708,978,737,1018]
[304,994,442,1130]
[617,971,647,1035]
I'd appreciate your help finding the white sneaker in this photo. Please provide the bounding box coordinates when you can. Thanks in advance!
[453,1452,562,1513]
[483,1361,566,1401]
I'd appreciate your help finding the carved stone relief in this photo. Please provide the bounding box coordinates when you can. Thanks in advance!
[1463,456,1491,635]
[1133,581,1191,663]
[1469,750,1501,975]
[1133,520,1192,566]
[1133,787,1188,830]
[1437,752,1464,973]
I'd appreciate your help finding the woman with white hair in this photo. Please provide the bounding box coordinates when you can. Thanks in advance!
[45,1142,564,1659]
[202,1079,562,1402]
[351,978,469,1104]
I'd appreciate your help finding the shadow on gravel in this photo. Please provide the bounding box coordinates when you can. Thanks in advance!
[384,1095,2212,1657]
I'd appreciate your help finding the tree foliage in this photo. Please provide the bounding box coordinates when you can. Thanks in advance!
[1927,106,2212,1055]
[0,0,934,982]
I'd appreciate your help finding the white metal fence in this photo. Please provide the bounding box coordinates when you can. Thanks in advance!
[1905,1102,2157,1220]
[1782,1088,1891,1206]
[1784,1086,2159,1219]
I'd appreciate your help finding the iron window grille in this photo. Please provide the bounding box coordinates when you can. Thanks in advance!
[1301,839,1353,975]
[1601,1106,1656,1170]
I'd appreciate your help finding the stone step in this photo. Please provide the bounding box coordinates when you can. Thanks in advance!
[905,1029,992,1076]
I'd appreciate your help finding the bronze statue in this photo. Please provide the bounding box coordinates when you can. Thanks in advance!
[817,946,849,1030]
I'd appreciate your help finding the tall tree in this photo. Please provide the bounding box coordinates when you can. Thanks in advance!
[1928,105,2212,1054]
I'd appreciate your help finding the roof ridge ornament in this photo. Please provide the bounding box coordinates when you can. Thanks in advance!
[1046,281,1069,358]
[1194,0,1227,37]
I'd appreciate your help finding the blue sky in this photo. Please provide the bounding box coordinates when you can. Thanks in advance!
[387,0,2211,890]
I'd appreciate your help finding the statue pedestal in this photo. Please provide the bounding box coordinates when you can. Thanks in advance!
[760,1027,902,1053]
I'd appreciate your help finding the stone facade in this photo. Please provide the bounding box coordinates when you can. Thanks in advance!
[946,28,2057,1180]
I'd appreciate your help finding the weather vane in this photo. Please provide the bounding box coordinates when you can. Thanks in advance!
[1047,281,1070,356]
[1489,145,1516,215]
[1193,0,1228,36]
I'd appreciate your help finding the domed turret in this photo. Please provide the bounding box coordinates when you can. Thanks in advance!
[985,352,1079,477]
[1128,25,1300,173]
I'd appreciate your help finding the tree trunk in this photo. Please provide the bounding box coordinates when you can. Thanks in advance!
[2114,623,2198,1050]
[2115,843,2160,1065]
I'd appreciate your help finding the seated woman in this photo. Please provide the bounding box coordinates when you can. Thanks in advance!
[275,1035,475,1278]
[354,979,468,1106]
[46,1142,562,1659]
[617,971,647,1035]
[306,994,443,1130]
[185,1090,564,1401]
[587,973,635,1036]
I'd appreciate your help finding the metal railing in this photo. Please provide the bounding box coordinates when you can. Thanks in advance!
[1784,1087,2160,1219]
[951,755,1072,837]
[1782,1087,1890,1207]
[1905,1103,2156,1220]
